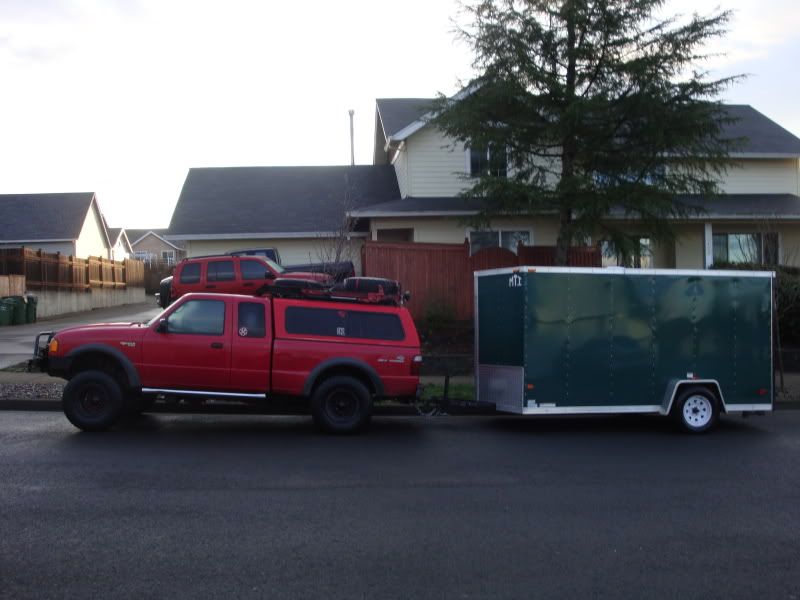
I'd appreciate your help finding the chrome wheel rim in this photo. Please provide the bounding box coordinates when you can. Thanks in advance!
[683,394,712,428]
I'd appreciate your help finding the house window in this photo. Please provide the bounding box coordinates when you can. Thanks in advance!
[376,228,414,242]
[713,232,778,265]
[600,238,652,268]
[161,250,175,264]
[469,230,530,255]
[134,250,151,262]
[468,146,507,178]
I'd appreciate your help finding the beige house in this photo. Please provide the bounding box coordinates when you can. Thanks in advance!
[165,98,800,273]
[127,229,185,265]
[0,192,112,259]
[358,99,800,269]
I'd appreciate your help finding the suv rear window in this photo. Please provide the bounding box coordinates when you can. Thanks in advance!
[207,260,235,282]
[284,307,404,341]
[180,262,201,284]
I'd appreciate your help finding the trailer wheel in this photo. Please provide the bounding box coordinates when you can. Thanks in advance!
[673,386,719,434]
[311,376,372,434]
[63,370,125,431]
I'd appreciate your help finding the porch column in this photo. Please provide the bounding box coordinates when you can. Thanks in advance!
[703,222,713,269]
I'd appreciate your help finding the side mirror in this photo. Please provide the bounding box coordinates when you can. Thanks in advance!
[156,318,168,333]
[265,271,276,280]
[403,291,412,302]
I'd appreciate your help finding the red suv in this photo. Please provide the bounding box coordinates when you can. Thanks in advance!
[159,255,331,307]
[31,291,422,434]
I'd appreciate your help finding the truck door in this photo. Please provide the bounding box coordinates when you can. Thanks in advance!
[141,297,232,390]
[230,299,272,393]
[204,259,239,295]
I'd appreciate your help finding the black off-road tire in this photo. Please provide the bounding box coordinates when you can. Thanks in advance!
[673,386,720,434]
[62,370,125,431]
[310,376,372,434]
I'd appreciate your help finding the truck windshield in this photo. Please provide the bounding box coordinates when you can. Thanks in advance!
[263,257,284,274]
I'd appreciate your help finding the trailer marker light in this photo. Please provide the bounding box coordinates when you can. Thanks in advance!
[48,339,58,354]
[758,388,767,396]
[526,384,534,390]
[527,268,536,273]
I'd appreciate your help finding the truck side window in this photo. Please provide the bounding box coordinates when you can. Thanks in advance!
[180,263,201,284]
[238,302,266,338]
[240,260,270,280]
[167,300,225,335]
[284,307,404,341]
[207,261,235,282]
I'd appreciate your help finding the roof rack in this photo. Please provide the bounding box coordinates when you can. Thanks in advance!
[258,277,408,306]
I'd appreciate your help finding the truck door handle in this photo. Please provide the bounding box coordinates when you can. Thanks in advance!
[206,285,217,289]
[243,282,254,287]
[210,342,223,349]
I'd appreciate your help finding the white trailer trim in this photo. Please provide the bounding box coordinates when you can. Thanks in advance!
[725,404,773,412]
[474,266,776,278]
[517,405,664,416]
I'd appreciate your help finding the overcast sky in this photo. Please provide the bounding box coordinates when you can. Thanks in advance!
[1,0,798,228]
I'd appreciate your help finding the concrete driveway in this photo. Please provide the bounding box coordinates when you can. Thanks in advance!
[0,301,162,369]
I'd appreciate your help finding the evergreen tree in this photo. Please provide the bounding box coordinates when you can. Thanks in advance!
[432,0,742,264]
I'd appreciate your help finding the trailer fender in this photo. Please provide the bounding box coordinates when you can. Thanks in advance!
[663,379,726,415]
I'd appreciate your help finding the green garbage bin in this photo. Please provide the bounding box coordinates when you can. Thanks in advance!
[0,301,11,326]
[5,296,26,326]
[25,294,37,324]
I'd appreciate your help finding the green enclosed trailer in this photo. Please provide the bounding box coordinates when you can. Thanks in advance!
[475,267,774,432]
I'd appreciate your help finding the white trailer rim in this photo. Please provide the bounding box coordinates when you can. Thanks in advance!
[683,394,713,428]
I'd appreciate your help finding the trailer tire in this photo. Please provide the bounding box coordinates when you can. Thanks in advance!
[673,386,719,434]
[311,376,372,434]
[63,370,125,431]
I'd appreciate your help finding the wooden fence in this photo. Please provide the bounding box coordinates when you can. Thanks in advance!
[361,239,601,320]
[0,248,144,291]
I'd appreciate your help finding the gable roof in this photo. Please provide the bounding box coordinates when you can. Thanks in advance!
[106,227,133,253]
[168,165,400,239]
[128,230,183,250]
[376,98,436,142]
[0,192,100,242]
[376,98,800,157]
[126,228,170,245]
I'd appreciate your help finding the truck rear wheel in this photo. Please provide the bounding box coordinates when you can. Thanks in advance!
[63,370,125,431]
[673,386,719,434]
[311,376,372,434]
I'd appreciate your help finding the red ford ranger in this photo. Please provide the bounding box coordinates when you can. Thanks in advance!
[31,292,422,434]
[158,255,331,308]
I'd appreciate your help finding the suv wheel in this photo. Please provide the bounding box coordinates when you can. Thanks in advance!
[62,370,125,431]
[311,376,372,434]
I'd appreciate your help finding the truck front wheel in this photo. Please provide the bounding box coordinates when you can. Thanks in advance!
[63,370,125,431]
[673,386,719,434]
[311,376,372,434]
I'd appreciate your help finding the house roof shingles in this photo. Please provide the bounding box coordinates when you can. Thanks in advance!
[375,98,800,156]
[352,194,800,220]
[0,193,96,242]
[168,165,400,237]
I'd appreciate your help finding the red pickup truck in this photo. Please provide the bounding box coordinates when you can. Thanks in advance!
[31,292,422,433]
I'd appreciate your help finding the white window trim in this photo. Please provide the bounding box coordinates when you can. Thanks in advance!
[466,227,534,254]
[464,146,510,178]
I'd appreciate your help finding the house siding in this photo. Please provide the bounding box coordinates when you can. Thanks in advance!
[407,127,469,198]
[133,234,183,260]
[74,206,109,259]
[0,241,75,255]
[369,216,561,246]
[720,159,799,194]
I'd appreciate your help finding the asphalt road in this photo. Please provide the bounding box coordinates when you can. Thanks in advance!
[1,411,799,599]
